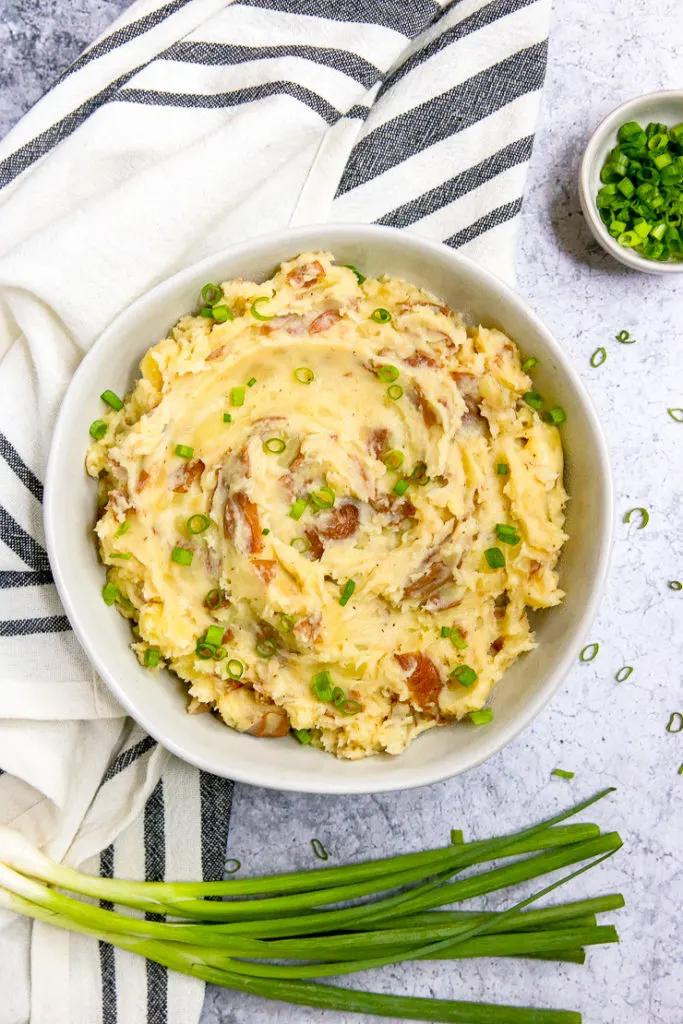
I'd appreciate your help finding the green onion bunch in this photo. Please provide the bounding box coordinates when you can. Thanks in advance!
[596,119,683,262]
[0,790,624,1023]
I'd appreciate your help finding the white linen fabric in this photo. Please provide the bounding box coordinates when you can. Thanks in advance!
[0,0,551,1021]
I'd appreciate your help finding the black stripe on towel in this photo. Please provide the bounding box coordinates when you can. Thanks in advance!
[200,771,235,885]
[0,434,44,502]
[346,104,370,120]
[444,197,523,248]
[379,0,539,99]
[144,779,167,1024]
[162,40,381,89]
[0,569,54,588]
[57,0,193,83]
[113,81,340,124]
[0,615,70,637]
[0,505,50,571]
[98,844,118,1024]
[376,136,534,228]
[235,0,440,36]
[103,736,158,783]
[336,42,548,196]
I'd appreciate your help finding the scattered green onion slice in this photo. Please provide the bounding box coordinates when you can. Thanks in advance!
[440,626,451,639]
[667,407,683,422]
[204,625,224,647]
[590,347,607,367]
[552,769,575,780]
[495,524,520,546]
[101,390,124,412]
[251,296,275,321]
[340,699,362,716]
[371,308,392,324]
[292,729,312,745]
[114,520,131,539]
[624,506,649,529]
[223,413,232,423]
[204,589,224,610]
[175,444,194,459]
[290,536,312,553]
[311,838,329,861]
[223,858,241,875]
[110,552,131,560]
[615,666,633,682]
[276,614,294,635]
[102,582,119,606]
[523,391,544,410]
[666,712,683,733]
[449,627,468,651]
[339,579,356,607]
[469,708,493,725]
[289,498,307,521]
[450,664,478,687]
[255,638,277,659]
[485,546,505,569]
[264,437,286,455]
[521,357,538,372]
[411,461,429,486]
[89,419,108,441]
[393,478,410,497]
[227,659,244,680]
[247,377,257,388]
[213,646,227,662]
[669,580,683,591]
[196,642,215,660]
[262,528,270,536]
[187,514,210,535]
[294,366,314,385]
[230,386,245,407]
[497,462,508,475]
[171,546,194,566]
[383,449,404,471]
[616,331,635,343]
[144,647,160,668]
[310,486,335,510]
[211,305,233,323]
[450,829,464,845]
[331,687,346,708]
[345,264,366,284]
[580,643,599,663]
[377,364,399,383]
[311,670,334,702]
[201,283,223,306]
[547,407,567,425]
[200,306,214,318]
[387,384,403,401]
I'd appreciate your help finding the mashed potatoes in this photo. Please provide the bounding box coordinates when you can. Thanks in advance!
[86,251,567,759]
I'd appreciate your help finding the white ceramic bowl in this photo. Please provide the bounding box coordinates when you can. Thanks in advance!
[579,90,683,274]
[44,225,613,794]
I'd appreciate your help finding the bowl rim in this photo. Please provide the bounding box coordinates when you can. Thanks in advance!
[44,223,614,792]
[579,89,683,275]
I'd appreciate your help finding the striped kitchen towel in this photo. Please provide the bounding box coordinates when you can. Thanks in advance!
[0,1,551,1022]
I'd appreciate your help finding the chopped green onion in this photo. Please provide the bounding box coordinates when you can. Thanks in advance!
[226,659,244,680]
[345,264,366,284]
[497,463,508,475]
[450,829,464,845]
[469,708,493,725]
[110,552,131,560]
[230,387,245,407]
[311,671,334,702]
[393,478,410,497]
[289,498,307,521]
[264,437,286,455]
[666,712,683,733]
[278,614,295,634]
[255,638,277,659]
[339,699,362,716]
[440,626,451,639]
[339,579,356,607]
[200,306,214,318]
[310,838,329,861]
[387,384,403,401]
[213,646,227,661]
[144,647,160,668]
[294,367,314,385]
[187,514,210,535]
[450,664,478,687]
[590,347,607,368]
[89,419,108,440]
[669,580,682,591]
[171,546,193,566]
[371,308,392,324]
[616,330,635,343]
[377,364,399,383]
[523,391,544,410]
[205,589,224,610]
[175,444,194,459]
[552,769,575,781]
[247,377,257,387]
[223,858,241,874]
[615,666,633,682]
[521,357,538,372]
[547,407,567,425]
[383,449,404,471]
[251,296,275,321]
[495,524,520,546]
[292,729,312,745]
[330,687,346,709]
[449,627,468,651]
[624,506,649,529]
[411,461,429,486]
[204,625,225,648]
[102,582,119,606]
[262,528,270,536]
[196,642,215,660]
[201,283,223,306]
[310,486,335,510]
[114,520,131,539]
[290,536,311,553]
[667,407,683,422]
[101,390,124,412]
[484,547,505,569]
[223,413,232,423]
[211,305,233,323]
[579,643,599,663]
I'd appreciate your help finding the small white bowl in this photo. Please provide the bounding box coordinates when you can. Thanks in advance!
[579,90,683,274]
[44,225,613,794]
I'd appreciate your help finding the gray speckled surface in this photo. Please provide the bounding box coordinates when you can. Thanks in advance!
[2,2,682,1023]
